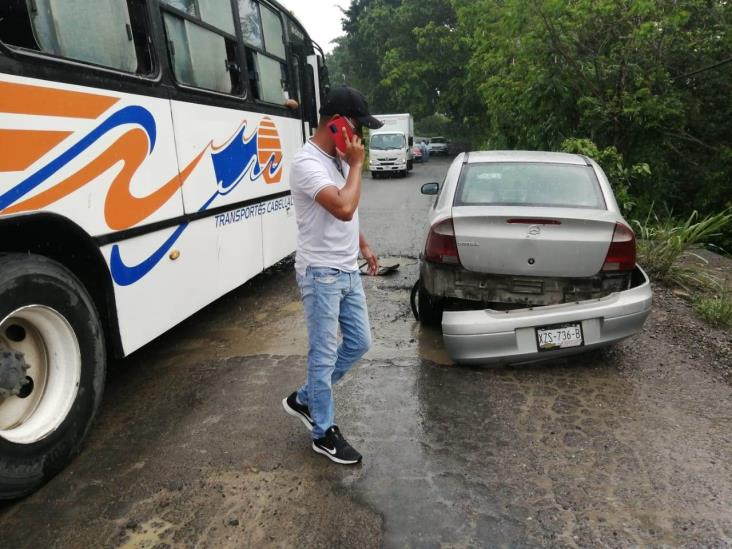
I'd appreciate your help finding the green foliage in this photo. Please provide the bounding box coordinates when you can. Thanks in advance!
[414,113,466,140]
[693,293,732,329]
[336,0,732,242]
[331,0,475,122]
[633,209,732,290]
[560,138,650,214]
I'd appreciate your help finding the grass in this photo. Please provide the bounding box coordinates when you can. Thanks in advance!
[633,209,732,292]
[693,293,732,329]
[633,208,732,330]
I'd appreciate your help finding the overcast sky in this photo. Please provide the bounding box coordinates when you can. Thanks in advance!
[277,0,350,53]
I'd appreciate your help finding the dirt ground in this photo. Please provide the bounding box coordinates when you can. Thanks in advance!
[0,158,730,548]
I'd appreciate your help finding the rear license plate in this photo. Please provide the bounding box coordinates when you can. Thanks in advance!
[536,322,583,351]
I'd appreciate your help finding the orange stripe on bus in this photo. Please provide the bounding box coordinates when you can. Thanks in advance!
[0,81,119,118]
[259,149,283,184]
[0,129,72,172]
[258,129,279,136]
[257,138,281,149]
[3,129,206,230]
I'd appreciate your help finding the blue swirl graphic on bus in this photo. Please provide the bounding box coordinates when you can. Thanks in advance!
[0,78,284,286]
[109,118,284,286]
[211,125,261,194]
[0,106,157,212]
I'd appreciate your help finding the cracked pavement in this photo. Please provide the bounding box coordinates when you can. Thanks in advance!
[0,158,730,548]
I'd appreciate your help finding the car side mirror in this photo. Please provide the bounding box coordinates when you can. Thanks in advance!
[421,182,439,195]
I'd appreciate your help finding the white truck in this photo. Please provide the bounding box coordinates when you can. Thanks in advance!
[369,113,414,178]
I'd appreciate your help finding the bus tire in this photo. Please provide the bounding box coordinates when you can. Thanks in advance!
[0,253,105,499]
[407,160,413,171]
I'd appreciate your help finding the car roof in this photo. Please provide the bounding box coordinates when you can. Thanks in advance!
[466,150,588,165]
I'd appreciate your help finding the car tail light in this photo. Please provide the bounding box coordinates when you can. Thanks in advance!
[424,218,461,265]
[602,223,636,271]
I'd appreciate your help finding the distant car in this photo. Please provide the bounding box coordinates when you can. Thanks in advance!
[412,144,423,162]
[418,150,652,365]
[428,136,448,156]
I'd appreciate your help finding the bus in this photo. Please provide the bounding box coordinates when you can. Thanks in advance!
[0,0,327,498]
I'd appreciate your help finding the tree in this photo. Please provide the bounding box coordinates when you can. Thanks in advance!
[336,0,731,227]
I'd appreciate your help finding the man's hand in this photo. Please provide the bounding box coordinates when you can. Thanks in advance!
[339,127,365,168]
[361,245,379,276]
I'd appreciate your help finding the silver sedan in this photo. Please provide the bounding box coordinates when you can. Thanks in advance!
[418,151,652,365]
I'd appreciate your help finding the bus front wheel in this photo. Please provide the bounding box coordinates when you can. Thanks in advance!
[0,254,105,499]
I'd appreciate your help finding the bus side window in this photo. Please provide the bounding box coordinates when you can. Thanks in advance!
[0,0,153,75]
[161,0,241,95]
[238,0,288,106]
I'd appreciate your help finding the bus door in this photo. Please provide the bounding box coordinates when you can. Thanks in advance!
[290,45,318,139]
[307,53,324,123]
[285,17,317,139]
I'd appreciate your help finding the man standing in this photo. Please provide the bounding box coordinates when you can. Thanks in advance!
[282,86,382,465]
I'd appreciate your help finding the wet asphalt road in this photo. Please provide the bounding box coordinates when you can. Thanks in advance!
[1,157,731,548]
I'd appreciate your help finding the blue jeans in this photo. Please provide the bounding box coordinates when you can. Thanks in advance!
[296,266,372,439]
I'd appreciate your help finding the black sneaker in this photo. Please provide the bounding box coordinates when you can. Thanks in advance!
[312,426,362,465]
[282,392,313,431]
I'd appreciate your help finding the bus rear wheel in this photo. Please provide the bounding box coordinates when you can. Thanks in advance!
[0,254,105,499]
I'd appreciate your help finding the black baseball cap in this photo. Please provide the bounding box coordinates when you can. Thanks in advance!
[320,86,384,130]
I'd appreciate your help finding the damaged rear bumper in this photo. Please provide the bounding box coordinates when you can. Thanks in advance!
[441,266,653,365]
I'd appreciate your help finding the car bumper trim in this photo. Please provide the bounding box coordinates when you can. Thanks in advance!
[441,266,653,364]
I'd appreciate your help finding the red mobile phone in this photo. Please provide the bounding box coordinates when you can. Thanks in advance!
[327,115,355,154]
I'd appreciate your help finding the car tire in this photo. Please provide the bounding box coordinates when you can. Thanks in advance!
[371,171,378,179]
[418,284,443,326]
[0,254,106,499]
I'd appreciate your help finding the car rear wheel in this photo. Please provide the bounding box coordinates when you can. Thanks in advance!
[418,284,443,326]
[0,254,105,499]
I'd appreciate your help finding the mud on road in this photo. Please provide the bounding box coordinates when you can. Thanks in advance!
[1,158,731,548]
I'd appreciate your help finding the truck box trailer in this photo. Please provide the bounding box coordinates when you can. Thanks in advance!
[369,113,414,178]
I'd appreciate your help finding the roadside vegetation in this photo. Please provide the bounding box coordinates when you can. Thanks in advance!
[634,209,732,290]
[694,294,732,329]
[329,0,731,329]
[633,209,732,328]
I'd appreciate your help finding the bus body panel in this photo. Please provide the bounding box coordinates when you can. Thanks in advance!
[0,74,184,237]
[169,100,299,214]
[106,191,296,356]
[0,74,306,357]
[102,205,263,355]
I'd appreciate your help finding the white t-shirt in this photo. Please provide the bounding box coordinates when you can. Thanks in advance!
[290,140,360,276]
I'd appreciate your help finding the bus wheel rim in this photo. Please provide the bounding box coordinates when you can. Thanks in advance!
[0,305,81,444]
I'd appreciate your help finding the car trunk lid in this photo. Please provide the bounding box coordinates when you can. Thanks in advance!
[452,206,617,277]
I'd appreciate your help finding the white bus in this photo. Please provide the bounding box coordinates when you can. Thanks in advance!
[0,0,327,498]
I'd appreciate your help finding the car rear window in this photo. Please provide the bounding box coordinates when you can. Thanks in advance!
[455,162,606,209]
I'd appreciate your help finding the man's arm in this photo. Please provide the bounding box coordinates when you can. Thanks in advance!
[360,232,379,276]
[315,129,365,222]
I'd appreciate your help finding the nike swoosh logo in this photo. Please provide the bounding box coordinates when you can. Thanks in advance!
[321,445,336,455]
